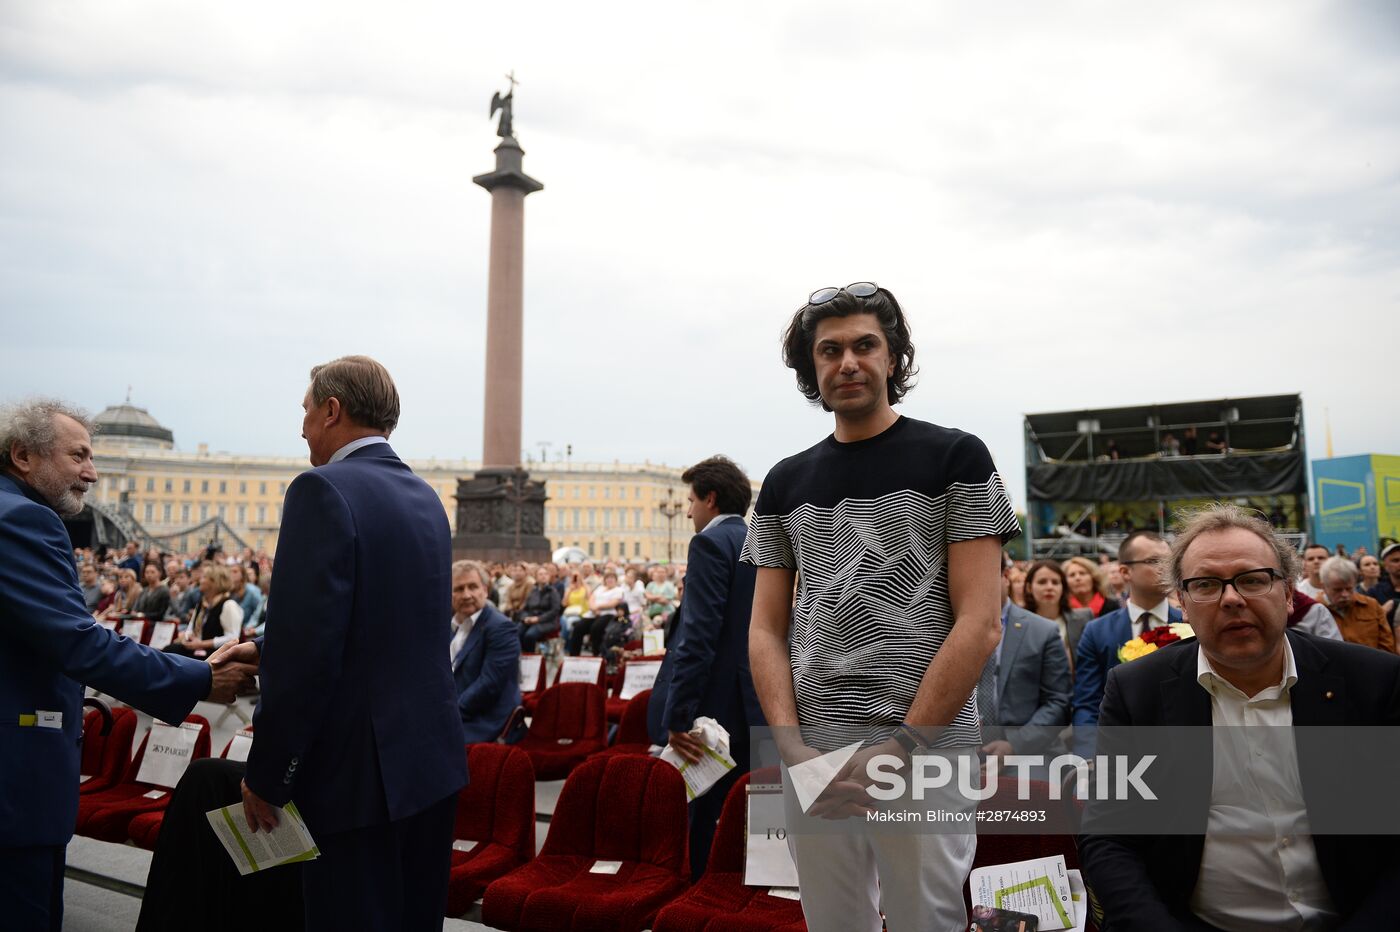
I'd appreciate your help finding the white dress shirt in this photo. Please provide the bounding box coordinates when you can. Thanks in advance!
[328,435,389,463]
[449,610,481,670]
[1127,598,1171,638]
[1190,638,1337,930]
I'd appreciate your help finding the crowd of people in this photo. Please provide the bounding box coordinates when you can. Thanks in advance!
[78,541,272,648]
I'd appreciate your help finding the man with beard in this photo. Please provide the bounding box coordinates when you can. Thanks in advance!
[0,398,254,931]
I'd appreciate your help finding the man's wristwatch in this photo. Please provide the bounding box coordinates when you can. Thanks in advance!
[892,724,925,756]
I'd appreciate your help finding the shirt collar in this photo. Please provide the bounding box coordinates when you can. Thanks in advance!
[1127,598,1171,627]
[329,435,389,463]
[703,513,742,533]
[1196,633,1298,699]
[452,609,483,630]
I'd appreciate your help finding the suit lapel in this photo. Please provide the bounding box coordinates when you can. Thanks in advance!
[454,615,485,672]
[1287,630,1345,726]
[1158,641,1212,726]
[997,614,1027,698]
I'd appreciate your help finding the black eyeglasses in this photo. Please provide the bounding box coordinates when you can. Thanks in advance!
[806,282,880,307]
[1120,557,1165,567]
[1179,568,1283,603]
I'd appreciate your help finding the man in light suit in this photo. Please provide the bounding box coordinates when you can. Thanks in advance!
[980,554,1072,761]
[450,559,522,744]
[211,356,468,930]
[1072,531,1181,740]
[1079,504,1400,930]
[0,399,253,931]
[648,455,765,878]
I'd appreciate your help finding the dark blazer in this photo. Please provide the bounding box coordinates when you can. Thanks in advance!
[1079,630,1400,931]
[1072,604,1183,727]
[247,444,468,837]
[0,472,209,847]
[984,603,1071,755]
[649,517,765,752]
[453,602,522,744]
[515,584,561,630]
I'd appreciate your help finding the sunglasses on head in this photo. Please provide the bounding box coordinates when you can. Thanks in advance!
[805,281,880,307]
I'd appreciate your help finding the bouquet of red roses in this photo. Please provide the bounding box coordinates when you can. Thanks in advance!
[1118,622,1195,663]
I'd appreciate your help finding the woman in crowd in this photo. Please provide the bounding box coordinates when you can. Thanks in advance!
[502,566,533,620]
[109,567,142,615]
[568,569,628,656]
[1359,554,1382,591]
[1022,560,1092,664]
[559,569,590,644]
[517,564,562,652]
[622,566,647,619]
[1062,556,1119,618]
[644,565,677,627]
[165,563,244,657]
[1006,562,1028,609]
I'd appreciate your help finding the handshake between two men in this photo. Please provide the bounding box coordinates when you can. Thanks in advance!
[204,641,260,704]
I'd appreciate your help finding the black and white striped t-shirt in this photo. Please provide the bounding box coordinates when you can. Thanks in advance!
[740,416,1019,750]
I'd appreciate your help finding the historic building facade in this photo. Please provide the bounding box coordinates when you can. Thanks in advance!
[87,402,702,561]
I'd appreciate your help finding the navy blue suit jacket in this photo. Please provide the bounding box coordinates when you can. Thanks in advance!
[1079,631,1400,930]
[452,602,521,744]
[1072,603,1183,728]
[0,473,209,848]
[648,517,765,761]
[247,444,468,836]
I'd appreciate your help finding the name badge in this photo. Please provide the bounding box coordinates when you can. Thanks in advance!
[37,711,62,730]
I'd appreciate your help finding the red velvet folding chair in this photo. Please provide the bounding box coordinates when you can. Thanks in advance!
[518,653,548,712]
[514,683,608,780]
[75,715,212,842]
[593,689,654,760]
[445,743,537,917]
[525,655,606,715]
[481,754,690,932]
[653,770,807,932]
[605,656,664,723]
[79,705,138,796]
[127,726,253,851]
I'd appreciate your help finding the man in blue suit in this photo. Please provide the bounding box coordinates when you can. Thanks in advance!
[1072,531,1180,749]
[211,357,468,930]
[450,559,522,744]
[979,554,1072,762]
[649,455,765,878]
[0,398,253,931]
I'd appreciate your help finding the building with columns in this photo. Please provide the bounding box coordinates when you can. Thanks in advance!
[87,402,710,562]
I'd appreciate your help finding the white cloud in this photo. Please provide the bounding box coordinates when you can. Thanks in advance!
[2,0,1395,507]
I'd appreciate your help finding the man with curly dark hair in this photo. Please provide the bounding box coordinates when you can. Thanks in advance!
[745,283,1019,932]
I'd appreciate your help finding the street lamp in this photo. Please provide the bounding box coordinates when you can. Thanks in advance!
[657,487,683,561]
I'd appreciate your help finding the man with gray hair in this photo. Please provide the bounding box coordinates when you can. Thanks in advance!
[0,397,255,930]
[449,558,522,743]
[1319,555,1395,653]
[1080,503,1400,929]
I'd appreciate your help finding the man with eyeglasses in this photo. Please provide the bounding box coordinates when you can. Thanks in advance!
[744,283,1017,932]
[1318,556,1395,653]
[1079,503,1400,930]
[1072,531,1182,738]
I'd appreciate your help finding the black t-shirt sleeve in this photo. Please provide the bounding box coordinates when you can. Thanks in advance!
[740,465,795,569]
[944,432,1021,544]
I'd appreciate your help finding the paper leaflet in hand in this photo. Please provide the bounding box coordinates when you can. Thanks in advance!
[969,855,1075,931]
[205,801,320,876]
[659,716,737,800]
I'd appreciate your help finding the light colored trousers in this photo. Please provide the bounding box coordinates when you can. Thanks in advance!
[782,758,977,932]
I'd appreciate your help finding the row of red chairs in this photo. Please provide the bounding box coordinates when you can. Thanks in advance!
[520,654,663,724]
[77,706,1083,930]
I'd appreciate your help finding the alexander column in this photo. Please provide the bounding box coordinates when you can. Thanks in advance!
[453,74,551,562]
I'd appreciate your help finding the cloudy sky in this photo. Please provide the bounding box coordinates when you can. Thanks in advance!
[3,0,1396,507]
